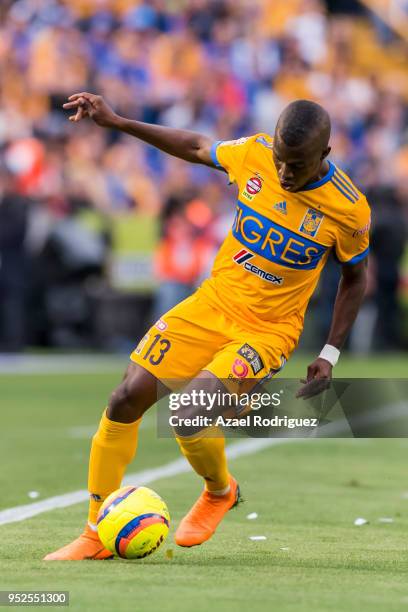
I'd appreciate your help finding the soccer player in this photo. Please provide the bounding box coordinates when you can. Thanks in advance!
[44,94,370,560]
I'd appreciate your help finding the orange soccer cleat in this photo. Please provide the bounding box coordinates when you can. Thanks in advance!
[43,524,113,561]
[175,476,242,547]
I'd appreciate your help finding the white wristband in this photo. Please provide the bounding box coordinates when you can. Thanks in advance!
[319,344,340,367]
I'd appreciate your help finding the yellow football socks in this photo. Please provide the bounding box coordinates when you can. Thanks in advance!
[176,427,230,493]
[87,409,141,526]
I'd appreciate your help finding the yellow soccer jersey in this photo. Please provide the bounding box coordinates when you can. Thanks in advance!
[198,133,371,335]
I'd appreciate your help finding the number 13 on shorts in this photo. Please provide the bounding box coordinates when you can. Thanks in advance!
[134,333,172,367]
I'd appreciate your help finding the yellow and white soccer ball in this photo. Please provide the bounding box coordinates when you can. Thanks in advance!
[96,485,170,559]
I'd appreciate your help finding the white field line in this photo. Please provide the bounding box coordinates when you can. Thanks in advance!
[0,438,289,526]
[0,354,125,375]
[0,401,406,527]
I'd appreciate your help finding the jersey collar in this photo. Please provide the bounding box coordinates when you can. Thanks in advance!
[300,161,335,191]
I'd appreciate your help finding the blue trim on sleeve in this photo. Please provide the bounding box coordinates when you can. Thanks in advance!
[301,161,335,191]
[341,246,370,265]
[210,140,224,169]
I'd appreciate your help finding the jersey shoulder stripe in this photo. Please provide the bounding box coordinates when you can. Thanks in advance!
[333,170,359,198]
[331,172,359,203]
[331,177,358,203]
[335,168,360,192]
[255,135,274,149]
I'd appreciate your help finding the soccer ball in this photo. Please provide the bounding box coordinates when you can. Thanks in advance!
[97,485,170,559]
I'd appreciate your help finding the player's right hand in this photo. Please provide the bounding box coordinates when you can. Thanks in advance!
[63,93,118,128]
[296,357,332,400]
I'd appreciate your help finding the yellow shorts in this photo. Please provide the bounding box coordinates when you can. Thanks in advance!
[130,289,297,386]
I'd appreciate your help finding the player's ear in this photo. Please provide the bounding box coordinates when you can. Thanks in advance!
[321,146,331,160]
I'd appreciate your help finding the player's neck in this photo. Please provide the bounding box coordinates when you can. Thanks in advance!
[314,159,330,182]
[303,159,330,189]
[299,159,332,192]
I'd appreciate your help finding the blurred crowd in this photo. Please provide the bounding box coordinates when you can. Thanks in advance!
[0,0,407,351]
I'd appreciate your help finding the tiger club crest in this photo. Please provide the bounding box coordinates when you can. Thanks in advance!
[299,208,324,237]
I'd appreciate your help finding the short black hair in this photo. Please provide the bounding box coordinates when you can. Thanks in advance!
[277,100,331,148]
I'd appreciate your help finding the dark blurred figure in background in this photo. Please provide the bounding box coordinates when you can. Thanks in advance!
[0,166,28,352]
[368,185,406,349]
[27,192,112,349]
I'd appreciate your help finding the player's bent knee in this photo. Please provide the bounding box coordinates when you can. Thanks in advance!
[107,383,147,423]
[107,364,158,423]
[172,371,229,437]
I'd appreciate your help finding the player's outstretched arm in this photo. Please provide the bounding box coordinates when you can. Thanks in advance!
[297,259,368,398]
[63,92,215,167]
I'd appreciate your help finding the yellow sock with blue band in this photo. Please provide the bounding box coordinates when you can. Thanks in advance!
[87,409,141,527]
[176,427,230,494]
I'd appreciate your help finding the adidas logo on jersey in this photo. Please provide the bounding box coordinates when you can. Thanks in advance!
[273,201,287,214]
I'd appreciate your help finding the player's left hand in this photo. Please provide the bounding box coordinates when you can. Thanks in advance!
[296,358,332,399]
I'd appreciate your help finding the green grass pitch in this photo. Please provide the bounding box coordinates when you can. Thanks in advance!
[0,353,407,611]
